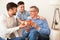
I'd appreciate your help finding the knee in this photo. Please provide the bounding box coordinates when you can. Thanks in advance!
[29,29,38,37]
[28,29,39,40]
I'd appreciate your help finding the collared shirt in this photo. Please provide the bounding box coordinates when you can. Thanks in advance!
[0,13,19,40]
[31,18,50,35]
[16,10,30,21]
[22,17,50,37]
[15,10,30,37]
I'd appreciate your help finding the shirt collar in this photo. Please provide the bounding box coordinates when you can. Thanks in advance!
[6,13,10,17]
[19,10,26,14]
[27,16,40,21]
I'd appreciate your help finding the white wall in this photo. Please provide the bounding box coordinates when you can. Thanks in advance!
[0,0,55,28]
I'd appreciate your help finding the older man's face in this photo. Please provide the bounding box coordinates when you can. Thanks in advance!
[29,8,38,18]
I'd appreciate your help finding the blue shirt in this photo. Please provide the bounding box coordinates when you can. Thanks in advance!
[22,17,50,37]
[16,10,30,21]
[32,18,50,35]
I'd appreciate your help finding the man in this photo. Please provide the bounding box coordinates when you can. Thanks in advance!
[16,1,30,36]
[22,6,50,40]
[0,2,26,40]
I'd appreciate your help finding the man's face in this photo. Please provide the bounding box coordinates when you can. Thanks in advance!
[10,7,17,15]
[29,8,38,18]
[18,4,25,13]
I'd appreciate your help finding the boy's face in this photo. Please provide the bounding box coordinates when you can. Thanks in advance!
[18,4,25,13]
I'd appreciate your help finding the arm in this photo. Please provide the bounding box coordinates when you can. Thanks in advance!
[17,18,23,23]
[31,19,50,35]
[16,12,24,23]
[6,23,26,35]
[0,16,26,35]
[38,20,50,35]
[0,15,19,36]
[0,20,19,35]
[6,27,19,35]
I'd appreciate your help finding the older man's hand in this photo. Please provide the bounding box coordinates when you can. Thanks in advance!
[31,22,41,30]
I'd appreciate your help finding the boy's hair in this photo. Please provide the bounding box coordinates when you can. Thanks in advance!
[6,2,17,11]
[17,1,24,6]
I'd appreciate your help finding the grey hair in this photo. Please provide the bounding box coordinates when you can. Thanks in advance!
[30,6,39,12]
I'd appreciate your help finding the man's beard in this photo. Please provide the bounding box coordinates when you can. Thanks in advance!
[13,13,16,15]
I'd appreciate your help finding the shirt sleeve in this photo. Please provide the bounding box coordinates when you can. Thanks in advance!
[6,27,19,35]
[0,16,19,35]
[38,20,50,35]
[16,12,21,19]
[26,11,30,17]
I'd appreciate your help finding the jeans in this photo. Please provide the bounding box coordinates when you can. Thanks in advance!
[28,29,49,40]
[7,37,25,40]
[28,29,39,40]
[0,37,4,40]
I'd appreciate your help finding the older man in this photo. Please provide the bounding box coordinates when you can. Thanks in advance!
[22,6,50,40]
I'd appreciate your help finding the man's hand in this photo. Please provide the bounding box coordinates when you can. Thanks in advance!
[25,20,41,30]
[31,22,41,30]
[23,20,32,32]
[20,21,25,24]
[25,20,33,26]
[18,23,26,29]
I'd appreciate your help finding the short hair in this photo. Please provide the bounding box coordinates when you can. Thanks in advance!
[6,2,17,11]
[30,6,39,12]
[17,1,24,6]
